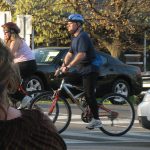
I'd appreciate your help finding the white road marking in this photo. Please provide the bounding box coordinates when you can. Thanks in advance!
[62,130,150,145]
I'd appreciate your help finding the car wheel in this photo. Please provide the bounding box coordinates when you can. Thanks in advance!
[23,75,44,92]
[112,79,130,97]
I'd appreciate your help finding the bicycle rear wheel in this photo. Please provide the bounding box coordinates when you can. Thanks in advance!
[98,93,135,136]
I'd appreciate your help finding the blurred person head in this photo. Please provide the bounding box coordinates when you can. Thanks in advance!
[1,22,21,46]
[0,40,20,120]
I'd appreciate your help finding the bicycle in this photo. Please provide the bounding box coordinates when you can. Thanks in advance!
[10,79,44,109]
[29,70,135,136]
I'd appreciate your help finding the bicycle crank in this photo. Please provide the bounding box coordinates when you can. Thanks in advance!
[81,112,92,123]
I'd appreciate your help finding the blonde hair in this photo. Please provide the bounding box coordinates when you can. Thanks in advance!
[0,40,21,119]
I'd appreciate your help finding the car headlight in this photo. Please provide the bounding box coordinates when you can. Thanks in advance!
[143,89,150,102]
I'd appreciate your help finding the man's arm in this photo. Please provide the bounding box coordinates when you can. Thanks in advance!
[60,51,85,73]
[62,51,73,67]
[67,52,86,69]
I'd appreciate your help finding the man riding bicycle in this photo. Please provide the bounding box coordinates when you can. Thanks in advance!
[59,14,102,129]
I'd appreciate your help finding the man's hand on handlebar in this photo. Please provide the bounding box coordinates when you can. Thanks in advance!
[54,66,69,77]
[61,66,69,73]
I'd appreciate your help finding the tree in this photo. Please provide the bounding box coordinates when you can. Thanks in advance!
[0,0,11,10]
[1,0,150,56]
[49,0,150,56]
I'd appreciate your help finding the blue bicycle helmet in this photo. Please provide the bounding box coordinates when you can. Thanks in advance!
[67,14,84,24]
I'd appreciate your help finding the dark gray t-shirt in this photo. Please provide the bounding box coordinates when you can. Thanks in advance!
[69,31,99,75]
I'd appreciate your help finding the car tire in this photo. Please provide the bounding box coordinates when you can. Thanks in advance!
[23,75,44,92]
[112,79,130,97]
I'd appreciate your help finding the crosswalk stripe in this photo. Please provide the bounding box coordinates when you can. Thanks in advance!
[62,131,150,144]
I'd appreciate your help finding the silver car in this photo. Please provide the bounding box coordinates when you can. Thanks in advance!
[137,90,150,129]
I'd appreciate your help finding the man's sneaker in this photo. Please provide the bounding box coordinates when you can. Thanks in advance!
[86,118,102,129]
[18,95,32,109]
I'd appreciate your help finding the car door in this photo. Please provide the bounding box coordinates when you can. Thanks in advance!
[96,53,117,95]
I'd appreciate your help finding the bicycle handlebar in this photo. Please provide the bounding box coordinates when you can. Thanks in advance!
[54,68,70,78]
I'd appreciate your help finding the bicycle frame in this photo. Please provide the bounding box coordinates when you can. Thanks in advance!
[18,79,28,96]
[49,78,118,118]
[51,79,85,112]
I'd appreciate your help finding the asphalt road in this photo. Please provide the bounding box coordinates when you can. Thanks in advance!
[58,105,150,150]
[62,125,150,150]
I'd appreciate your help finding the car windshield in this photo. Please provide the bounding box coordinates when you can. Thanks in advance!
[34,49,60,63]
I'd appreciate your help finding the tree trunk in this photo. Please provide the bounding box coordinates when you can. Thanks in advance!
[103,39,122,57]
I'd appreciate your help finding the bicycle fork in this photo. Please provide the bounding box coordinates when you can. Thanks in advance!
[48,90,60,115]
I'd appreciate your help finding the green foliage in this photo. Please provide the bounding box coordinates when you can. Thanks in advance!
[1,0,150,56]
[0,0,11,11]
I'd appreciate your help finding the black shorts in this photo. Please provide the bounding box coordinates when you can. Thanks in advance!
[17,60,37,79]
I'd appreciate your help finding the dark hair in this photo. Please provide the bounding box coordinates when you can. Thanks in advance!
[0,40,13,119]
[1,22,20,34]
[0,40,21,100]
[0,41,13,85]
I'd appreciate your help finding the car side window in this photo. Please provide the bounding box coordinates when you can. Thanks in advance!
[45,51,59,62]
[35,50,59,63]
[35,51,46,63]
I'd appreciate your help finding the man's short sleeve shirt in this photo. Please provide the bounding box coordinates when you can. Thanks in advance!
[69,31,99,75]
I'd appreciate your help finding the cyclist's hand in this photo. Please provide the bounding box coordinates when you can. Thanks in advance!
[55,65,69,77]
[61,66,69,73]
[54,68,61,77]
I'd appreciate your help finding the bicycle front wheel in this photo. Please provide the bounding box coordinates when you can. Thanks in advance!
[29,92,72,134]
[29,91,59,123]
[99,93,135,136]
[54,97,72,134]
